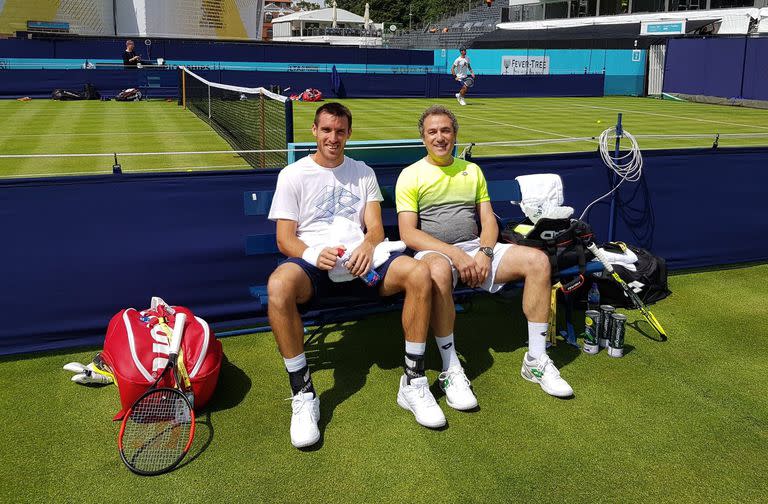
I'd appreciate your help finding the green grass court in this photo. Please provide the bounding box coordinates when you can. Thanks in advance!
[2,96,767,501]
[1,265,767,502]
[1,95,767,177]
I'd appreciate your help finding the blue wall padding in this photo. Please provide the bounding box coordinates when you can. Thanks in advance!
[663,38,746,99]
[2,147,768,355]
[0,68,604,99]
[0,38,56,57]
[0,69,180,98]
[0,38,434,65]
[611,147,768,268]
[742,38,768,102]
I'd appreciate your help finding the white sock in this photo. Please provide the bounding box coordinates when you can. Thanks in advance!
[283,353,307,373]
[527,322,549,360]
[405,340,426,356]
[435,333,461,371]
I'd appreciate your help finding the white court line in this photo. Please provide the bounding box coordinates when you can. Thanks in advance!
[569,103,768,131]
[3,130,213,138]
[1,164,250,178]
[454,113,598,144]
[0,130,216,138]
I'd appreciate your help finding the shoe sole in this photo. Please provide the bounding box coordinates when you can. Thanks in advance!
[446,396,478,411]
[520,367,574,398]
[397,394,446,428]
[291,432,320,449]
[441,386,478,411]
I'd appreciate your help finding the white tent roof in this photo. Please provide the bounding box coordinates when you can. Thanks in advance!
[271,8,367,24]
[497,7,760,31]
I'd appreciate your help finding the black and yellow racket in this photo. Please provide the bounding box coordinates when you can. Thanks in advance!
[587,243,667,339]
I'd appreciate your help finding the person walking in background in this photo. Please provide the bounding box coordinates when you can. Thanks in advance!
[451,47,475,106]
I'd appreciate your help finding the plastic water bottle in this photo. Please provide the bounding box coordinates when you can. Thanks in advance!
[587,282,601,312]
[337,248,381,287]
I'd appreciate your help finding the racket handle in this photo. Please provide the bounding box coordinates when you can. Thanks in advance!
[587,243,615,273]
[169,312,186,358]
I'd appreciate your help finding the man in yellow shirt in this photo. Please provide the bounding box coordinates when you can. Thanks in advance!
[396,105,574,409]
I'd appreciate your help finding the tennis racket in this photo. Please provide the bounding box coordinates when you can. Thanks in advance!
[157,315,193,404]
[587,243,667,339]
[118,312,195,476]
[462,76,475,88]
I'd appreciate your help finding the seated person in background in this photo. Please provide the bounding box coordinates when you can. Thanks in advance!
[267,102,446,449]
[396,105,575,406]
[122,40,141,67]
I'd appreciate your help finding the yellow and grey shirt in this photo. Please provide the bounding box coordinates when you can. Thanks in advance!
[395,157,490,244]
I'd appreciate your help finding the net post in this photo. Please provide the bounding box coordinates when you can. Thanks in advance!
[181,67,186,109]
[112,153,122,175]
[608,112,622,241]
[285,99,294,144]
[259,93,266,169]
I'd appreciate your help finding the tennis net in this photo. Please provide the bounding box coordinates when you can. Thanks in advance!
[179,66,293,169]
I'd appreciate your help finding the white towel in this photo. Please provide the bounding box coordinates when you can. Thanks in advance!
[301,216,363,268]
[304,217,404,282]
[591,247,638,272]
[516,173,574,223]
[329,239,406,282]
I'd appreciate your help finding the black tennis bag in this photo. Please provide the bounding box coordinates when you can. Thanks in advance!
[51,88,84,100]
[83,83,100,100]
[589,242,671,307]
[502,218,595,292]
[51,83,100,101]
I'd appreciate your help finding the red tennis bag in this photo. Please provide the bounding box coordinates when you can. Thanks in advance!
[102,298,222,420]
[301,88,323,102]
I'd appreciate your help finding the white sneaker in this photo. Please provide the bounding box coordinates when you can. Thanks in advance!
[439,365,478,410]
[397,375,446,428]
[520,352,574,398]
[459,97,466,106]
[289,392,320,448]
[455,93,461,104]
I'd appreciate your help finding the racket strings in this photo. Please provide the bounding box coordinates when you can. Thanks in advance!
[121,389,192,473]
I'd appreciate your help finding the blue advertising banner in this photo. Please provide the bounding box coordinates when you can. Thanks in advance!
[2,147,767,355]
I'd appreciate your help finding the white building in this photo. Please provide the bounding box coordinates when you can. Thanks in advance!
[504,0,768,27]
[497,5,768,35]
[271,7,383,45]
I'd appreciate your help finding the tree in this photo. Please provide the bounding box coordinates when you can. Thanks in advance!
[335,0,476,30]
[295,1,321,11]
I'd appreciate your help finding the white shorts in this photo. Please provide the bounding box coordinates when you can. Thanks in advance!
[413,238,514,293]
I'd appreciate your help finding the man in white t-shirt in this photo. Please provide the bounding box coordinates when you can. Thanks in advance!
[267,103,446,449]
[451,47,475,106]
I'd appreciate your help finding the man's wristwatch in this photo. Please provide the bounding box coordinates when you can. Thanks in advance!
[479,246,494,259]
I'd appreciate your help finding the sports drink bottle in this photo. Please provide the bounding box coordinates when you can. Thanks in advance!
[337,248,381,287]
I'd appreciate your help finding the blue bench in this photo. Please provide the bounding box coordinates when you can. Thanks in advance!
[236,177,602,344]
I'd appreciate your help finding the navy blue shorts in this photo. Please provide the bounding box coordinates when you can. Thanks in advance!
[282,252,405,303]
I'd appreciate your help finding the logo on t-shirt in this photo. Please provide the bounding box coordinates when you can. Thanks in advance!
[313,186,361,222]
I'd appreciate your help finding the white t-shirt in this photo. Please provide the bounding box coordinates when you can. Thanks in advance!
[453,56,471,79]
[268,155,383,248]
